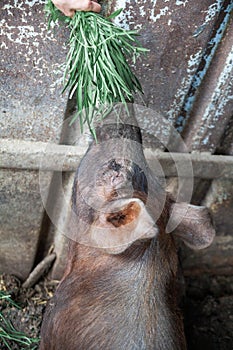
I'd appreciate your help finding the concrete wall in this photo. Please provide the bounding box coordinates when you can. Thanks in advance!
[0,0,68,279]
[0,0,232,280]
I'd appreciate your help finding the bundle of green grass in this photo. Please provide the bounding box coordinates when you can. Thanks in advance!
[0,291,39,349]
[45,0,148,137]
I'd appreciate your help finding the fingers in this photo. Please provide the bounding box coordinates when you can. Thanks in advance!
[52,0,101,17]
[88,1,102,13]
[54,4,75,17]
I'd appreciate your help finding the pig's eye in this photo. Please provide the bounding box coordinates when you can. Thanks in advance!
[106,202,140,228]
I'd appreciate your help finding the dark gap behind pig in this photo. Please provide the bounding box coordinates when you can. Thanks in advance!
[40,106,215,350]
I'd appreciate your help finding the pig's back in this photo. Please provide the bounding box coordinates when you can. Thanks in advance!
[40,240,185,350]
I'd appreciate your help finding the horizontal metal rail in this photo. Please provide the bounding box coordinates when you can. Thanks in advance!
[0,139,233,179]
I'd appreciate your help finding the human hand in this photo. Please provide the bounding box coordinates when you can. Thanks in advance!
[51,0,101,17]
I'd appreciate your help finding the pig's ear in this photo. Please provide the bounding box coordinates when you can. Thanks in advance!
[168,202,215,250]
[89,198,159,254]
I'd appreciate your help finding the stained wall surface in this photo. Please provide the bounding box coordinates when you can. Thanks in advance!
[0,0,232,280]
[0,0,68,279]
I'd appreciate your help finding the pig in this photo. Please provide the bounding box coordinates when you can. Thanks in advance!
[40,107,215,350]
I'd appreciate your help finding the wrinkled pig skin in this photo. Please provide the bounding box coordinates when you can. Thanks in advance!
[40,111,215,350]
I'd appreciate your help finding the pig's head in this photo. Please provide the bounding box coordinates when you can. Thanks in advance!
[68,114,215,255]
[69,192,215,255]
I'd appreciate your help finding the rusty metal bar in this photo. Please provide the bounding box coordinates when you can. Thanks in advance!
[1,138,233,179]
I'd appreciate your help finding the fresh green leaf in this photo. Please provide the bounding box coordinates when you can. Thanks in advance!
[107,8,123,19]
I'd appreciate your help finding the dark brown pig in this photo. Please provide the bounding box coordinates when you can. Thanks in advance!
[40,108,215,350]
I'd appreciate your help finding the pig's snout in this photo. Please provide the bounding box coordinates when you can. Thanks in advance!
[95,158,148,202]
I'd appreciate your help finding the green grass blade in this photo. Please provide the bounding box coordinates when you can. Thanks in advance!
[45,0,148,136]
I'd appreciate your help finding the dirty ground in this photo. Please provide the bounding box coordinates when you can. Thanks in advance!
[0,274,233,350]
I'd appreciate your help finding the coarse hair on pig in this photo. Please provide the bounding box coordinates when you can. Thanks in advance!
[40,119,215,350]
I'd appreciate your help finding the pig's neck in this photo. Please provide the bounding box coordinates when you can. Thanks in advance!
[63,235,186,350]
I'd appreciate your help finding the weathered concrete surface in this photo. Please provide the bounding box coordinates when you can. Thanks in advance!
[0,169,52,280]
[0,0,232,280]
[0,0,69,279]
[107,0,225,145]
[178,2,233,152]
[165,1,233,278]
[0,0,68,142]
